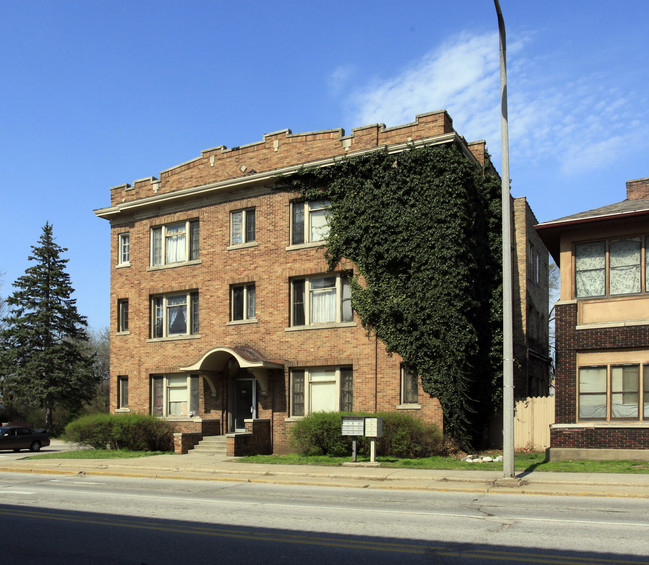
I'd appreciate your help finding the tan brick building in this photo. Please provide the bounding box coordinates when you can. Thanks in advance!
[95,110,549,455]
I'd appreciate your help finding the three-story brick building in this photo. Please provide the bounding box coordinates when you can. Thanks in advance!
[95,110,549,455]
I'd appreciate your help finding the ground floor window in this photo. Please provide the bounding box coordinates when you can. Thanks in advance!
[400,365,419,405]
[579,363,649,421]
[151,374,200,417]
[117,376,129,409]
[290,367,352,417]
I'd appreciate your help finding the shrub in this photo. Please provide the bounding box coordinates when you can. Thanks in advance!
[65,413,173,451]
[290,412,351,456]
[290,411,444,458]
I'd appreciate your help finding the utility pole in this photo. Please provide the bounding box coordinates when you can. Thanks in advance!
[494,0,515,478]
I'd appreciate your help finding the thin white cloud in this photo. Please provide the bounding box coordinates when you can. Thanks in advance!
[328,65,356,97]
[343,30,649,176]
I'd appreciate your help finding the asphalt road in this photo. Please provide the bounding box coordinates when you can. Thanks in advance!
[1,472,648,564]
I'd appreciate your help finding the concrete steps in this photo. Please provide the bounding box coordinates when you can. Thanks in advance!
[189,435,227,456]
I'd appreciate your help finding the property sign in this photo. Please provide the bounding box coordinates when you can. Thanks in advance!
[341,416,365,436]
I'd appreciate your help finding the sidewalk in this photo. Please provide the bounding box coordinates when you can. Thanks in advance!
[1,443,648,498]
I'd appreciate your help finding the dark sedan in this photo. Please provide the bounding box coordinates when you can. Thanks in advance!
[0,426,50,452]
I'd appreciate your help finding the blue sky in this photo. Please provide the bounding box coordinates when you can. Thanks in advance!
[1,1,648,331]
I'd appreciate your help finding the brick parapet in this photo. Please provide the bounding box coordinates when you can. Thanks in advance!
[108,111,456,207]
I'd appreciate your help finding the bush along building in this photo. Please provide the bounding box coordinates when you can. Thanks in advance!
[95,110,549,455]
[537,177,649,461]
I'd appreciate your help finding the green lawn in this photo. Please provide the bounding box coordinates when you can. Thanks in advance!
[26,449,172,460]
[237,452,649,474]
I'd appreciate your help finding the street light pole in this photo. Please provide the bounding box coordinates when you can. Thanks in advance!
[494,0,515,478]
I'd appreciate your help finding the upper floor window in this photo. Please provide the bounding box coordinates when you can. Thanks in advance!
[151,291,199,339]
[575,237,643,298]
[290,367,353,417]
[290,273,352,327]
[118,233,130,266]
[231,283,256,321]
[151,220,199,267]
[231,208,256,246]
[291,200,331,245]
[117,299,129,333]
[579,364,648,421]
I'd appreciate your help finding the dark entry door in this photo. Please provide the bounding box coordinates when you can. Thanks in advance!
[234,379,255,431]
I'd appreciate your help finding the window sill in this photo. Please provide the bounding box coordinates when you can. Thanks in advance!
[285,241,326,251]
[396,403,421,410]
[285,322,356,332]
[284,416,304,422]
[115,408,131,413]
[227,319,258,326]
[115,263,131,269]
[146,334,202,343]
[116,331,131,336]
[227,242,258,251]
[147,259,202,271]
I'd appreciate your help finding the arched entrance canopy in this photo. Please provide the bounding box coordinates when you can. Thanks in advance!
[180,346,283,394]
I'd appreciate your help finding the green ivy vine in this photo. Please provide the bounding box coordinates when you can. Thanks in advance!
[284,143,503,449]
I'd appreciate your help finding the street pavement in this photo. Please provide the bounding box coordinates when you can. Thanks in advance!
[1,439,648,498]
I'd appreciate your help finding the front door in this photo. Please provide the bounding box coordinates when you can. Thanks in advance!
[234,378,256,431]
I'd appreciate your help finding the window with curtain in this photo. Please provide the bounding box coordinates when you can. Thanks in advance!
[579,364,647,421]
[151,374,200,417]
[151,292,199,339]
[290,367,353,417]
[575,236,646,298]
[118,233,130,266]
[291,200,331,245]
[150,220,199,267]
[230,208,256,245]
[291,274,353,327]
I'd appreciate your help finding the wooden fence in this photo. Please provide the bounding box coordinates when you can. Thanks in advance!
[513,396,555,450]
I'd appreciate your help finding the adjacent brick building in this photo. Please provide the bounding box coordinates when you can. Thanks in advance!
[537,177,649,460]
[95,110,549,455]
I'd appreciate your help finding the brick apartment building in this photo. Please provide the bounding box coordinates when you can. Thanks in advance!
[537,177,649,461]
[95,110,549,455]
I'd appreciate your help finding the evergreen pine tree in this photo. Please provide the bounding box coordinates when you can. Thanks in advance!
[0,223,98,431]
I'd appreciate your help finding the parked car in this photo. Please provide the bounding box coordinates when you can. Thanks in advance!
[0,426,50,452]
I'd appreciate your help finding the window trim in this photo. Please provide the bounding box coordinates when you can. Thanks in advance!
[289,367,353,418]
[150,291,199,340]
[150,219,200,268]
[117,232,130,267]
[289,273,353,328]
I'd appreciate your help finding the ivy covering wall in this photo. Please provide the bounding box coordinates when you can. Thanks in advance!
[285,143,503,448]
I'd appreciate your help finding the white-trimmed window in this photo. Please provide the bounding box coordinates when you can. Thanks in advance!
[150,220,199,267]
[118,376,129,409]
[290,367,353,417]
[230,208,256,245]
[291,200,331,245]
[400,365,419,405]
[151,374,200,417]
[151,292,199,339]
[118,233,130,266]
[579,364,647,420]
[291,273,352,327]
[117,299,129,333]
[575,237,643,298]
[231,283,256,321]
